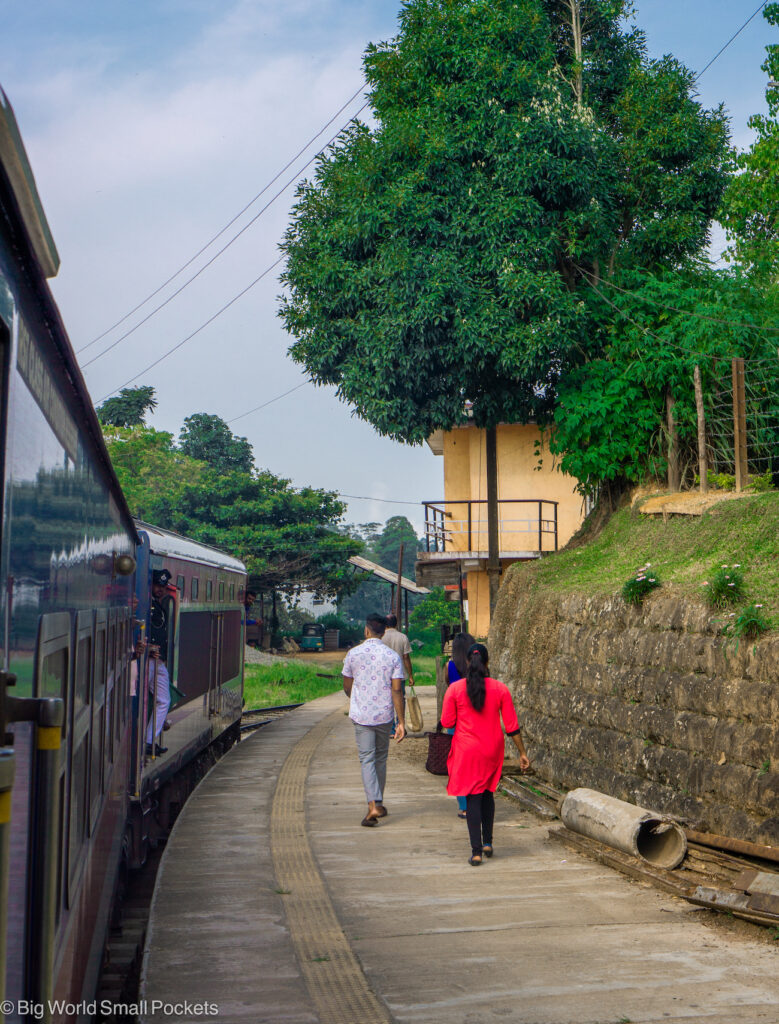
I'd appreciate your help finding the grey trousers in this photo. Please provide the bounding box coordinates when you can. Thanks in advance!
[353,721,392,803]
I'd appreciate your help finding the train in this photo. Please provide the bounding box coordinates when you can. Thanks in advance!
[0,88,247,1023]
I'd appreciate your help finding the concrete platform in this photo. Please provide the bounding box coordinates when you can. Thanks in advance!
[141,687,779,1024]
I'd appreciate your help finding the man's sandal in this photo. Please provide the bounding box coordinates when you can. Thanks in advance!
[468,854,482,866]
[375,805,388,818]
[483,845,493,858]
[361,814,380,827]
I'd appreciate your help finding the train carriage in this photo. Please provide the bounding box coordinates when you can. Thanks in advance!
[0,88,247,1023]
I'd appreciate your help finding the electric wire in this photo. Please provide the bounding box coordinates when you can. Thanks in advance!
[77,82,368,355]
[96,256,284,403]
[83,97,370,371]
[227,382,308,424]
[695,2,769,81]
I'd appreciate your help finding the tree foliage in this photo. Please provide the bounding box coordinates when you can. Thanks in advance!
[103,424,360,596]
[721,3,779,279]
[339,516,422,622]
[550,270,779,495]
[97,385,157,427]
[280,0,729,444]
[178,413,255,475]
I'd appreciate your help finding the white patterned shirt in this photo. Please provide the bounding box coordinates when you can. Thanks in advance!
[342,637,404,726]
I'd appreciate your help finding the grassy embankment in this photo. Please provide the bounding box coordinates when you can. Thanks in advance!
[509,490,779,616]
[244,492,779,706]
[243,629,441,708]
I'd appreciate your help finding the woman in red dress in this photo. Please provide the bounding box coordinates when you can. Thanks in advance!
[441,643,530,865]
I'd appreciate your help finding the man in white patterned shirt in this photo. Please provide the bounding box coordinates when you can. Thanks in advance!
[342,613,406,827]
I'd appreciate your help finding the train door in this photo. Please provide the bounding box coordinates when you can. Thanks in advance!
[0,305,11,1014]
[208,613,223,717]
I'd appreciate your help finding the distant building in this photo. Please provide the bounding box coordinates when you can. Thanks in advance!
[295,591,337,618]
[415,423,586,637]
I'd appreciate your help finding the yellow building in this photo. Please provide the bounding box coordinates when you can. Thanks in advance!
[415,423,587,637]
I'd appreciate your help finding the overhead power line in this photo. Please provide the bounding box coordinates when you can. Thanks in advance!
[82,95,371,371]
[78,82,368,355]
[96,256,284,403]
[96,97,372,400]
[695,2,769,81]
[227,382,308,424]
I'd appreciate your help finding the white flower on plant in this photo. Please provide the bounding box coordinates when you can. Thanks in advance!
[756,604,763,608]
[702,582,709,586]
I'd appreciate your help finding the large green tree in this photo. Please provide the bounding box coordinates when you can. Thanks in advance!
[340,515,423,622]
[103,425,360,597]
[178,413,255,475]
[721,3,779,279]
[280,0,729,442]
[97,385,157,427]
[549,270,779,495]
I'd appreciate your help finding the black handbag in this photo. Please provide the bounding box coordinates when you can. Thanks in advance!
[425,724,452,776]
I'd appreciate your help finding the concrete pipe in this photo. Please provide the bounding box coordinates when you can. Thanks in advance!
[560,788,687,869]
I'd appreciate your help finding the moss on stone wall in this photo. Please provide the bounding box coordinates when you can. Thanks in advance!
[491,572,779,844]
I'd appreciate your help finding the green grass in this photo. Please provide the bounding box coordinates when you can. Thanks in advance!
[508,491,779,622]
[243,661,343,708]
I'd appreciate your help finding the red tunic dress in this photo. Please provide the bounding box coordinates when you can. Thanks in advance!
[441,677,520,795]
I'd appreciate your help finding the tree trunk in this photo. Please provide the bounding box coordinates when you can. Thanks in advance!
[694,365,708,493]
[666,389,681,492]
[568,0,583,107]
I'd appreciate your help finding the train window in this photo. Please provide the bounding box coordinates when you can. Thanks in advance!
[191,577,199,600]
[176,574,185,593]
[40,647,68,703]
[238,587,244,601]
[219,582,225,602]
[229,584,235,601]
[74,635,91,714]
[206,579,213,601]
[68,738,88,891]
[90,621,111,831]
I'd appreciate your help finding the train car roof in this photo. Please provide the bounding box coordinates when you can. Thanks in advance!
[135,520,246,574]
[0,87,59,278]
[0,86,139,544]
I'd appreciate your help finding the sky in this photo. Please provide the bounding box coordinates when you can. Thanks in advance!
[1,0,776,536]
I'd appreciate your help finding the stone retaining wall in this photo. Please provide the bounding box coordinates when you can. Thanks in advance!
[490,572,779,844]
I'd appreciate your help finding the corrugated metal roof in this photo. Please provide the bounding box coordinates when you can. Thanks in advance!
[348,555,429,595]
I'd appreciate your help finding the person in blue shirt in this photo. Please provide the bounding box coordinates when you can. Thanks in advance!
[446,631,475,817]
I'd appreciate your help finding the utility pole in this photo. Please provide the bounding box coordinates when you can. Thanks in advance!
[486,426,501,618]
[694,365,708,494]
[732,357,748,492]
[395,543,404,623]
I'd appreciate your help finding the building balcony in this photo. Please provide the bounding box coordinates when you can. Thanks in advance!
[415,498,558,587]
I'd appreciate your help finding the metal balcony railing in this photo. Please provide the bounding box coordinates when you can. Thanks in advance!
[422,499,559,555]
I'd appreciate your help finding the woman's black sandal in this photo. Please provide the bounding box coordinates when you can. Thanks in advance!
[483,845,493,858]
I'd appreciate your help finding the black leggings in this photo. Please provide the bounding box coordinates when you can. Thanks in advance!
[465,791,495,856]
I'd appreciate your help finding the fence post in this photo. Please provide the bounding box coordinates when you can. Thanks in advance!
[732,357,748,492]
[694,364,708,494]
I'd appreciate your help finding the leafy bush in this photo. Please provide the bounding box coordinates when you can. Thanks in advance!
[707,470,736,491]
[315,612,363,645]
[750,470,774,492]
[702,564,745,608]
[621,564,660,605]
[723,603,771,641]
[409,587,460,628]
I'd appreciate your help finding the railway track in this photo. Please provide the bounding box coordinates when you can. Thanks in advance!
[95,702,303,1020]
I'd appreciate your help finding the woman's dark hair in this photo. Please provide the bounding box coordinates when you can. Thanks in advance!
[451,632,476,678]
[466,642,489,711]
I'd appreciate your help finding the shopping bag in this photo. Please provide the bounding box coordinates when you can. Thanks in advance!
[425,725,452,775]
[406,684,424,733]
